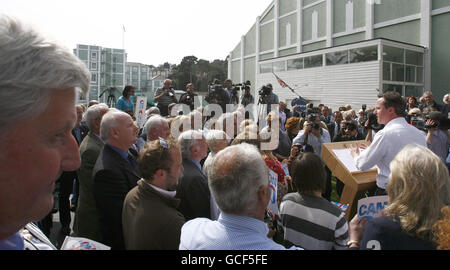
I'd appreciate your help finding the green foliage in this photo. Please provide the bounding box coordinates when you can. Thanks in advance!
[168,56,228,92]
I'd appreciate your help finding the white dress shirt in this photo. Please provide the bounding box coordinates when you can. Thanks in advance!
[355,117,426,189]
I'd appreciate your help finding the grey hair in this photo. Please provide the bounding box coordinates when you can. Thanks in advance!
[99,109,126,142]
[205,130,227,153]
[208,143,268,215]
[144,115,166,136]
[0,15,90,133]
[178,130,204,159]
[84,103,109,131]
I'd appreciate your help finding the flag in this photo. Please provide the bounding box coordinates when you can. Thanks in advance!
[274,73,287,88]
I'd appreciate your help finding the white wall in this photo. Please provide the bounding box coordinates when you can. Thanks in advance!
[257,61,380,111]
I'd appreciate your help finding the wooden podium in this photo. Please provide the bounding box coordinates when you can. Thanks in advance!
[322,141,377,220]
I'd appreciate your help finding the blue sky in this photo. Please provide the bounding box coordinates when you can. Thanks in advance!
[2,0,272,66]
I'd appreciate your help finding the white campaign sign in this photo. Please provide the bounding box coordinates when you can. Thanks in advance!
[134,96,148,129]
[268,169,279,215]
[357,196,389,220]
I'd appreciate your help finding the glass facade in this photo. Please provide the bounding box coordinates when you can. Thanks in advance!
[382,45,424,97]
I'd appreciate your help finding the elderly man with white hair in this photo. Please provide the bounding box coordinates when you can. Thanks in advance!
[175,130,210,221]
[92,110,140,249]
[73,103,109,242]
[136,115,170,152]
[203,130,228,177]
[0,15,90,250]
[179,143,296,250]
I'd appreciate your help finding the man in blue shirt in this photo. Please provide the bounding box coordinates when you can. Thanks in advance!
[179,143,297,250]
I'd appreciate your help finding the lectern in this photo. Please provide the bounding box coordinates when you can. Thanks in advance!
[322,141,377,220]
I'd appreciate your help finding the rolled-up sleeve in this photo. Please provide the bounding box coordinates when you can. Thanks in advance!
[355,131,386,172]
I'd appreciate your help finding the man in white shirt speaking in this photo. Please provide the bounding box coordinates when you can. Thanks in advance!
[350,91,426,196]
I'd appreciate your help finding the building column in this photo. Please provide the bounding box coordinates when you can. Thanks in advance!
[240,36,245,83]
[365,0,374,40]
[326,0,333,47]
[420,0,432,92]
[227,53,232,80]
[297,0,303,53]
[255,16,261,93]
[274,0,279,58]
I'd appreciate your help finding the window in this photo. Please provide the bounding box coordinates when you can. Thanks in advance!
[272,61,285,72]
[287,58,304,70]
[91,52,98,61]
[91,73,97,83]
[383,84,403,95]
[304,55,322,68]
[383,46,404,63]
[405,65,416,83]
[260,63,272,74]
[326,50,349,66]
[350,46,378,63]
[383,62,391,81]
[405,50,423,66]
[91,62,97,70]
[405,85,423,98]
[392,64,404,82]
[416,67,424,83]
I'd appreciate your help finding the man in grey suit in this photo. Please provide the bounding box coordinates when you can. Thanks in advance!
[73,104,109,242]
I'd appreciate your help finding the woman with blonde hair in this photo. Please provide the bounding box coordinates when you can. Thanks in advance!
[348,145,450,250]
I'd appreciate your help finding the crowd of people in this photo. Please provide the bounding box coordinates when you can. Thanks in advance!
[1,15,449,251]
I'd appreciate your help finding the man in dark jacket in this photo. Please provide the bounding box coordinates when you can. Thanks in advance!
[93,110,140,250]
[176,130,211,221]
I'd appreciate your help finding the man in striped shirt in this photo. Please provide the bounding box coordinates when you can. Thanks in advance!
[280,152,349,250]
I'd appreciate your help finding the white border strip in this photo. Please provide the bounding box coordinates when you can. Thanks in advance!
[373,13,421,29]
[431,6,450,16]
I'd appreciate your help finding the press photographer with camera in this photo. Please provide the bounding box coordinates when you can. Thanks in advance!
[241,83,254,107]
[259,83,279,114]
[292,115,332,199]
[179,83,198,111]
[224,79,239,106]
[154,79,178,116]
[206,79,231,113]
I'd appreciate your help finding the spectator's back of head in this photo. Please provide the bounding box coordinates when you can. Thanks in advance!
[291,152,326,194]
[386,145,450,240]
[208,143,268,216]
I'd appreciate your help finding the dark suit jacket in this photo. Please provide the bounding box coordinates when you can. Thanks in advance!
[175,158,211,221]
[93,144,140,250]
[73,132,104,242]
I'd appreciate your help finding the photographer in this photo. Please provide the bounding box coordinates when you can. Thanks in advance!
[154,79,178,117]
[224,79,239,106]
[179,83,198,111]
[206,79,230,113]
[241,84,254,107]
[259,83,279,114]
[292,118,332,199]
[425,112,449,161]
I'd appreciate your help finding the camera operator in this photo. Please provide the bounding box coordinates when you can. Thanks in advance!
[179,83,198,111]
[224,79,239,106]
[154,79,178,117]
[241,84,254,107]
[425,112,449,161]
[292,116,332,200]
[206,79,230,113]
[259,83,279,114]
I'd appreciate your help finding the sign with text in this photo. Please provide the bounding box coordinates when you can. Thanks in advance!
[268,169,278,215]
[357,196,389,220]
[135,96,148,129]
